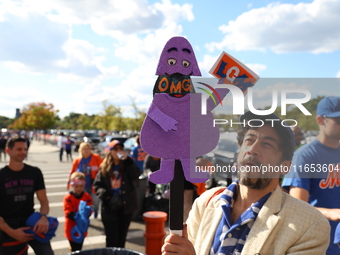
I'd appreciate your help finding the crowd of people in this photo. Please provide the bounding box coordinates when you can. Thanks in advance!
[0,96,339,255]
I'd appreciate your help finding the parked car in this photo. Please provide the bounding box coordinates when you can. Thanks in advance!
[84,132,102,151]
[123,137,138,155]
[69,133,83,152]
[70,132,102,152]
[96,135,128,157]
[205,132,239,189]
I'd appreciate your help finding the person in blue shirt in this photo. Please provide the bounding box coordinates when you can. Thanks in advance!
[130,135,146,173]
[162,112,330,255]
[282,96,340,255]
[64,136,75,162]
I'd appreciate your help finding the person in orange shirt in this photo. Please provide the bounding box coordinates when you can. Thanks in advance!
[68,142,102,218]
[63,172,92,252]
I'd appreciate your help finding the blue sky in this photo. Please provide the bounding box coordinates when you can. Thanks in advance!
[0,0,339,119]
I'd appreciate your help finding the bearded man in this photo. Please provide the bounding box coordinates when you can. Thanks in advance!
[161,111,330,255]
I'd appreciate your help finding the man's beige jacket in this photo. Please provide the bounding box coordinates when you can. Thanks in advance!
[187,186,330,255]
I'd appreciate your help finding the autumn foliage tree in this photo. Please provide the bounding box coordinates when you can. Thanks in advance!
[11,102,60,130]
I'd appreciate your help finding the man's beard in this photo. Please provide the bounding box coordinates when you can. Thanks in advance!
[239,177,272,190]
[238,156,272,190]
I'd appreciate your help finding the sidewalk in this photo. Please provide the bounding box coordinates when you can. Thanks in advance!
[29,140,59,153]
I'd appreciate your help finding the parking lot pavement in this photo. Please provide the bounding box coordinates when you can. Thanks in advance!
[0,140,148,255]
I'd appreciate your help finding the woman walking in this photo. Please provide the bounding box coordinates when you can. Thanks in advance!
[93,140,140,248]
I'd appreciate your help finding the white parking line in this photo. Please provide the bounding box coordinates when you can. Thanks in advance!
[44,178,68,183]
[46,184,68,188]
[35,191,68,197]
[42,174,69,178]
[35,202,64,209]
[40,169,71,174]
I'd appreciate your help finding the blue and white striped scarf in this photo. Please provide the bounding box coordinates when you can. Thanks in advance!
[210,182,271,255]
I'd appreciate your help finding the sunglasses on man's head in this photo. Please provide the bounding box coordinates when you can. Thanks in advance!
[324,116,340,125]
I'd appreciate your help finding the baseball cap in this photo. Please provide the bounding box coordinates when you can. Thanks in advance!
[240,111,295,160]
[316,96,340,117]
[107,140,124,151]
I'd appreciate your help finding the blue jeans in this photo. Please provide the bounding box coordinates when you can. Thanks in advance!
[59,148,64,161]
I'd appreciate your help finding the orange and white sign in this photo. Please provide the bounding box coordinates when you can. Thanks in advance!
[209,51,259,93]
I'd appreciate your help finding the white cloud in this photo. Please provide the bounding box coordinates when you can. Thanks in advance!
[0,85,57,117]
[6,0,192,39]
[68,61,157,116]
[0,12,69,66]
[197,54,266,78]
[56,39,113,81]
[64,51,176,119]
[89,0,193,38]
[198,54,219,77]
[3,61,42,75]
[0,0,196,118]
[245,63,267,75]
[0,10,123,83]
[206,0,340,54]
[336,70,340,78]
[154,0,194,24]
[0,0,193,79]
[113,25,185,65]
[89,1,164,38]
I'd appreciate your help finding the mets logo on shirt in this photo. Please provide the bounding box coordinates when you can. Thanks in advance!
[319,163,340,189]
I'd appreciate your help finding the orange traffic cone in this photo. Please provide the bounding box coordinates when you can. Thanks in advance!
[143,211,168,255]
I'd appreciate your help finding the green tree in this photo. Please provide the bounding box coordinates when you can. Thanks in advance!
[58,112,81,129]
[268,96,324,131]
[112,115,127,131]
[11,102,59,130]
[78,114,97,130]
[94,100,123,131]
[0,116,14,129]
[129,97,146,131]
[290,96,324,131]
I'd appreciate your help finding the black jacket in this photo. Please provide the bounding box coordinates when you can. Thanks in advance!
[93,157,140,214]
